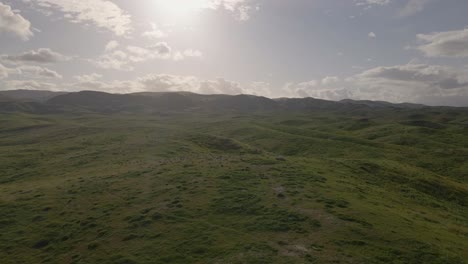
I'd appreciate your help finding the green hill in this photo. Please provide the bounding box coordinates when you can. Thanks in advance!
[0,92,467,263]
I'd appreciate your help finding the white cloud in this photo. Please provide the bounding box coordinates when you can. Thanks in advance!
[172,52,184,62]
[0,63,10,79]
[322,76,340,85]
[17,65,62,78]
[282,77,351,101]
[183,49,203,57]
[357,0,432,16]
[147,42,172,57]
[67,79,138,93]
[137,75,251,95]
[144,0,257,22]
[247,81,276,97]
[93,42,201,71]
[138,74,200,92]
[0,2,33,40]
[105,40,119,52]
[368,32,376,38]
[199,78,243,94]
[399,0,432,17]
[93,42,173,71]
[3,80,58,90]
[173,49,203,61]
[345,64,468,104]
[1,48,70,64]
[127,46,151,57]
[93,50,133,71]
[282,64,468,105]
[416,28,468,58]
[26,0,132,36]
[208,0,259,21]
[356,0,392,7]
[356,0,392,10]
[74,73,102,82]
[142,23,166,39]
[67,74,249,95]
[3,63,467,106]
[355,64,468,90]
[0,62,61,79]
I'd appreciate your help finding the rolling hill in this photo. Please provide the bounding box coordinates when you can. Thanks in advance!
[0,90,67,102]
[0,90,467,263]
[0,90,463,114]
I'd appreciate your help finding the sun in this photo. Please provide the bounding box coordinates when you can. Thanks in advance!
[155,0,212,23]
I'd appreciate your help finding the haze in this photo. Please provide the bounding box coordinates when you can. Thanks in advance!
[1,0,468,106]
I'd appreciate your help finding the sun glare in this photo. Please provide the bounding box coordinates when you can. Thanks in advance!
[155,0,212,23]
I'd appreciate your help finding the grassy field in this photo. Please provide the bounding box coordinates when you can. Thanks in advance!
[0,109,467,263]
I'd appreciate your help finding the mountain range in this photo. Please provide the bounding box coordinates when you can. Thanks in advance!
[0,90,443,114]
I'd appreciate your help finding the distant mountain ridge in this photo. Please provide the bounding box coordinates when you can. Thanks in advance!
[0,90,67,102]
[0,89,461,114]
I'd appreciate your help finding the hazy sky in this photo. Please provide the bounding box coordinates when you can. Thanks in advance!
[1,0,468,106]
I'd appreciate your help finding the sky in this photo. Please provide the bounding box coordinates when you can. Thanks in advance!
[1,0,468,106]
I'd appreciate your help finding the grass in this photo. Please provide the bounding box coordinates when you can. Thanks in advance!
[0,109,467,263]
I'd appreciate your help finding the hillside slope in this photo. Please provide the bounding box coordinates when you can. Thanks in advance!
[0,90,67,102]
[0,109,467,264]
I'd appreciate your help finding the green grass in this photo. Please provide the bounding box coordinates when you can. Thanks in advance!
[0,110,467,263]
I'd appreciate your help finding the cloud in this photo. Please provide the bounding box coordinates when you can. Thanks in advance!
[246,81,276,97]
[66,74,249,95]
[147,42,172,57]
[208,0,259,21]
[3,63,467,106]
[282,77,351,101]
[138,75,244,95]
[355,64,468,90]
[1,48,70,64]
[0,63,10,79]
[74,73,102,82]
[368,32,376,38]
[60,74,205,94]
[416,28,468,58]
[399,0,432,17]
[357,0,432,16]
[144,0,257,21]
[183,49,203,58]
[26,0,132,36]
[199,78,243,94]
[322,76,340,85]
[138,74,199,92]
[0,2,33,40]
[93,50,134,71]
[2,80,58,90]
[0,62,62,79]
[17,65,62,78]
[67,79,138,93]
[356,0,391,7]
[93,42,201,71]
[346,64,468,104]
[282,64,468,105]
[105,40,119,52]
[142,23,166,39]
[94,42,171,71]
[173,49,203,61]
[356,0,392,10]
